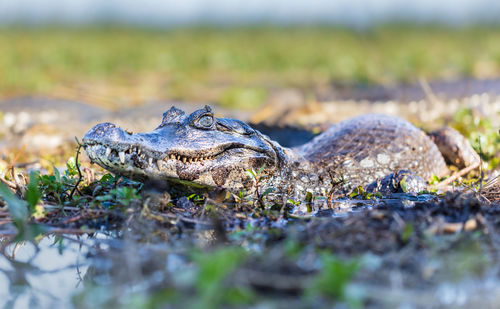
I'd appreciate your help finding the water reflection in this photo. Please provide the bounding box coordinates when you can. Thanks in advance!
[0,229,214,309]
[0,235,93,308]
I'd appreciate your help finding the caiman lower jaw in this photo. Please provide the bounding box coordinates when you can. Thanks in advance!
[84,142,229,167]
[84,142,273,181]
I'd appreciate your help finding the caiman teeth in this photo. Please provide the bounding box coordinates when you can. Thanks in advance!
[159,153,220,163]
[119,151,125,164]
[91,144,219,167]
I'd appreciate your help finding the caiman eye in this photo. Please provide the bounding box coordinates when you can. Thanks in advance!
[196,115,214,128]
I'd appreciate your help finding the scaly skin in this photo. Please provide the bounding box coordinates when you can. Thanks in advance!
[83,106,478,199]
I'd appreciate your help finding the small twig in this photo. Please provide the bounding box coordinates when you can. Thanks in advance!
[43,205,81,211]
[6,145,26,169]
[418,76,439,105]
[0,178,17,191]
[0,230,16,236]
[327,191,335,209]
[13,161,38,168]
[476,135,486,192]
[426,218,478,234]
[48,228,97,235]
[69,137,84,200]
[326,169,343,208]
[0,220,13,226]
[149,210,215,228]
[435,134,484,190]
[480,175,500,203]
[434,162,480,190]
[255,179,265,210]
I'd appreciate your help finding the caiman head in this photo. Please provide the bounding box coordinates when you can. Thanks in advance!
[83,106,283,193]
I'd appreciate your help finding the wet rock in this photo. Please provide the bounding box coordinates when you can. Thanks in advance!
[176,196,196,210]
[366,170,427,194]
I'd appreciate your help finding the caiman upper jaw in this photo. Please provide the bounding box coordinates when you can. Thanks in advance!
[83,123,266,164]
[82,107,280,189]
[83,122,228,166]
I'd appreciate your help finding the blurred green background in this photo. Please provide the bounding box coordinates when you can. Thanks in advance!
[2,26,500,109]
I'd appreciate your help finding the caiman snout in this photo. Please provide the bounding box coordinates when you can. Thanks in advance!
[82,106,281,191]
[83,122,127,145]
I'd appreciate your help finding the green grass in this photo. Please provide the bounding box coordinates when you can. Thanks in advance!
[1,26,500,108]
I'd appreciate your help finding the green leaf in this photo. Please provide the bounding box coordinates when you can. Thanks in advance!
[287,198,300,206]
[52,235,66,255]
[0,183,46,242]
[401,223,414,243]
[305,191,314,212]
[399,177,408,193]
[53,166,61,183]
[95,194,113,202]
[349,186,364,198]
[25,171,41,213]
[66,156,79,177]
[238,190,246,199]
[0,182,29,224]
[245,169,256,179]
[110,187,140,206]
[257,164,266,176]
[305,191,313,203]
[99,173,115,183]
[262,187,274,197]
[13,223,47,243]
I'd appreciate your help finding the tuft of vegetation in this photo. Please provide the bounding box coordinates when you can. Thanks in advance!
[95,186,141,207]
[245,164,275,209]
[451,107,500,169]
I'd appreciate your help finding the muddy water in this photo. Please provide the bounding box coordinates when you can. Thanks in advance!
[1,228,500,308]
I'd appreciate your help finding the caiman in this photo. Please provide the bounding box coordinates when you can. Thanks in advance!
[82,105,479,199]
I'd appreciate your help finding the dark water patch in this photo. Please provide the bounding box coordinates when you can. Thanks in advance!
[250,123,317,147]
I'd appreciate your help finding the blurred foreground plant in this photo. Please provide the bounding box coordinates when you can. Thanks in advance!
[306,253,360,304]
[0,171,46,242]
